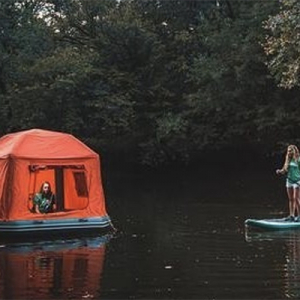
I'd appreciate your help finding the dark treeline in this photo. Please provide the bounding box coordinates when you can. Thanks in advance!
[0,0,299,166]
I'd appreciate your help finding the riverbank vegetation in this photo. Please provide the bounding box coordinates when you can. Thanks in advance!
[0,0,299,166]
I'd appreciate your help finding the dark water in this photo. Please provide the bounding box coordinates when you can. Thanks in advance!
[0,164,299,299]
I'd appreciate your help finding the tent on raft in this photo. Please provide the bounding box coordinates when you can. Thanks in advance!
[0,128,112,233]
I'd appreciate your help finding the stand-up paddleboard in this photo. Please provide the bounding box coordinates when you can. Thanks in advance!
[245,218,300,230]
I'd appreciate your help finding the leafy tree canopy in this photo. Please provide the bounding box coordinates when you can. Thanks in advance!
[263,0,300,89]
[0,0,299,166]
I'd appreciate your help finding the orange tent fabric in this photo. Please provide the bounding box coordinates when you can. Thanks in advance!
[0,129,108,221]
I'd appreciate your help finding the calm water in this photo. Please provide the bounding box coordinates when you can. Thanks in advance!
[0,164,299,299]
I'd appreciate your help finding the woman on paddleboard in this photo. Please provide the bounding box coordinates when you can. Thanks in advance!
[276,144,300,221]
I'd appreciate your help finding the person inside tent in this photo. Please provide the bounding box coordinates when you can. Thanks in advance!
[33,181,56,214]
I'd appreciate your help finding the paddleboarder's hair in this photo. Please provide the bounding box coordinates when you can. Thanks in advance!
[283,144,300,172]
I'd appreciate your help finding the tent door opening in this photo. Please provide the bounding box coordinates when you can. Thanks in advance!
[28,165,89,213]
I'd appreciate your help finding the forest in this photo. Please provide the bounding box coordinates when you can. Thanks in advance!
[0,0,299,166]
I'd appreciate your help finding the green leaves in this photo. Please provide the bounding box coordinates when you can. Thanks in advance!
[0,0,299,165]
[263,0,300,89]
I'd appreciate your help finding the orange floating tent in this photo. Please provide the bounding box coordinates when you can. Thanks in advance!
[0,129,112,233]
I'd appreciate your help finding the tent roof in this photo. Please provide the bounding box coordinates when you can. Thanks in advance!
[0,129,97,159]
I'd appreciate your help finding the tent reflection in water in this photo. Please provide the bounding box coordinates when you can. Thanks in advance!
[0,235,110,299]
[0,128,112,233]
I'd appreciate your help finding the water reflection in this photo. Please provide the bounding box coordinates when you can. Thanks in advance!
[0,166,294,299]
[245,229,300,298]
[0,234,112,299]
[245,229,300,242]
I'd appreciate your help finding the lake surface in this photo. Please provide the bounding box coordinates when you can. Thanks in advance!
[0,163,299,299]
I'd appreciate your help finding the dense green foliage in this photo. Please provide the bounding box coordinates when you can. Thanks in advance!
[263,0,300,89]
[0,0,299,165]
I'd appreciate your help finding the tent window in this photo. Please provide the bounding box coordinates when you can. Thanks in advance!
[28,165,89,213]
[73,171,88,197]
